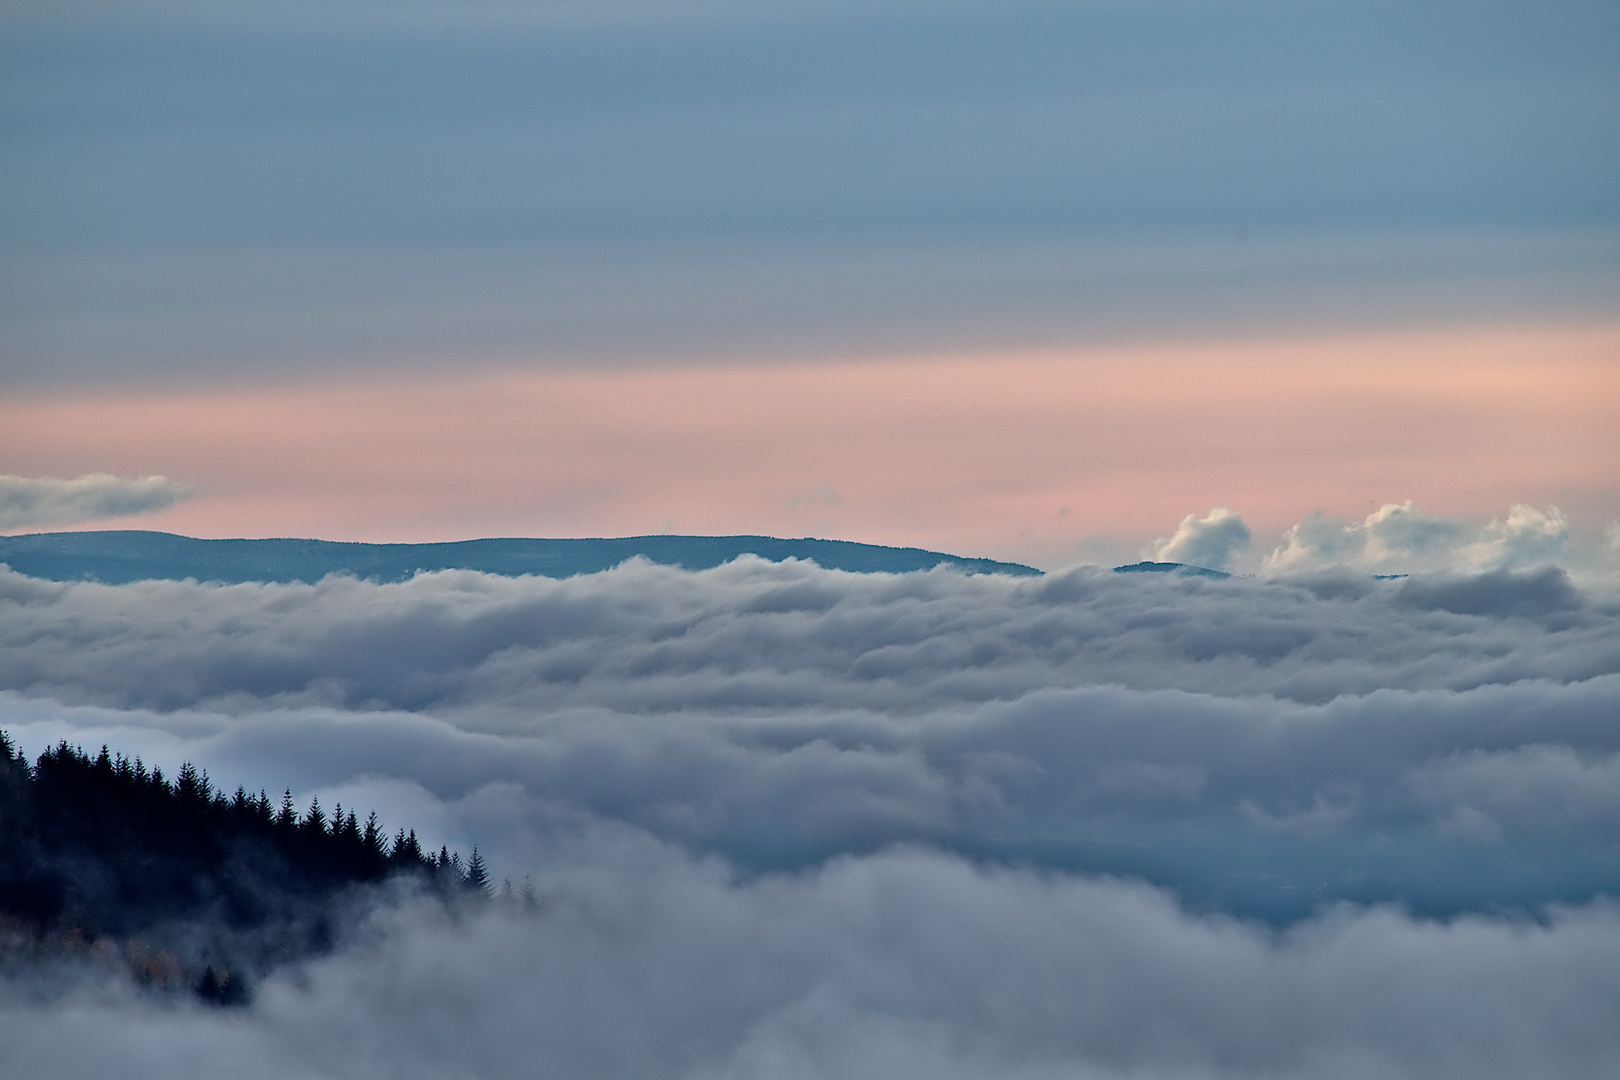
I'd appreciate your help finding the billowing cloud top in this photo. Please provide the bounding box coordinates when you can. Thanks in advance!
[1145,507,1251,572]
[3,556,1611,713]
[1132,501,1614,579]
[1267,501,1575,575]
[0,473,191,531]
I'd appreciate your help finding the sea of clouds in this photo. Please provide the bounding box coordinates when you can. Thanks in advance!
[2,541,1618,1078]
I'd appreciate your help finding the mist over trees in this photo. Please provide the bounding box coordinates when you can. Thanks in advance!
[0,730,488,1004]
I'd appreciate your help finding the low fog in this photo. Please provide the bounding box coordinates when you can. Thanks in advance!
[1,556,1617,1077]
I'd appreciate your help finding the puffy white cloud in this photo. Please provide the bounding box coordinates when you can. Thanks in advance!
[1265,502,1575,575]
[1145,507,1251,572]
[1265,501,1463,574]
[1460,504,1570,569]
[0,473,190,530]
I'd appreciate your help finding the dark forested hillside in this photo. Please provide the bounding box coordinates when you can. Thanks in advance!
[0,731,489,1003]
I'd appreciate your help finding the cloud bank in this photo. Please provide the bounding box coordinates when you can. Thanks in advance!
[0,473,191,531]
[2,557,1614,713]
[0,555,1616,1076]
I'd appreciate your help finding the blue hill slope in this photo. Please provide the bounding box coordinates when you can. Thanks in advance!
[0,531,1040,585]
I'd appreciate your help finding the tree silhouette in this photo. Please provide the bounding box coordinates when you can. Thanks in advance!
[277,789,296,829]
[465,848,490,896]
[0,730,493,1005]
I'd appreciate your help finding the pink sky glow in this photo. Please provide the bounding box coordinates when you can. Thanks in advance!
[4,322,1616,568]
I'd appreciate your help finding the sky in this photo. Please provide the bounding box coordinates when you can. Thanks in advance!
[3,0,1617,566]
[3,8,1620,1070]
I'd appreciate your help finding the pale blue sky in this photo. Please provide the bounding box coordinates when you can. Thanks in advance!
[3,0,1616,387]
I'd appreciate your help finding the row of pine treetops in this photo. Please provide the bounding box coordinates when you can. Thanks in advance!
[0,730,507,1004]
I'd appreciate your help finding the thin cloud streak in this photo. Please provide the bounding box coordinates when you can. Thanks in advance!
[0,473,191,531]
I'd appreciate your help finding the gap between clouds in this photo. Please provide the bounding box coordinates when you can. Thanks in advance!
[6,672,1620,921]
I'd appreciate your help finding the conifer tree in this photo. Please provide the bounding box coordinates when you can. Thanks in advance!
[177,762,197,800]
[197,966,220,1000]
[0,727,484,1000]
[465,847,490,896]
[391,828,425,867]
[303,796,327,835]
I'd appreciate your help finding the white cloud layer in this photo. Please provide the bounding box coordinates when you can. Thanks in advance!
[3,557,1611,715]
[0,555,1616,1077]
[0,473,190,530]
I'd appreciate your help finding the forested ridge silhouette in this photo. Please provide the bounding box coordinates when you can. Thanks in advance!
[0,730,490,1004]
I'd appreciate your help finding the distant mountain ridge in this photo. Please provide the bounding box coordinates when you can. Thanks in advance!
[1111,560,1232,579]
[0,530,1041,585]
